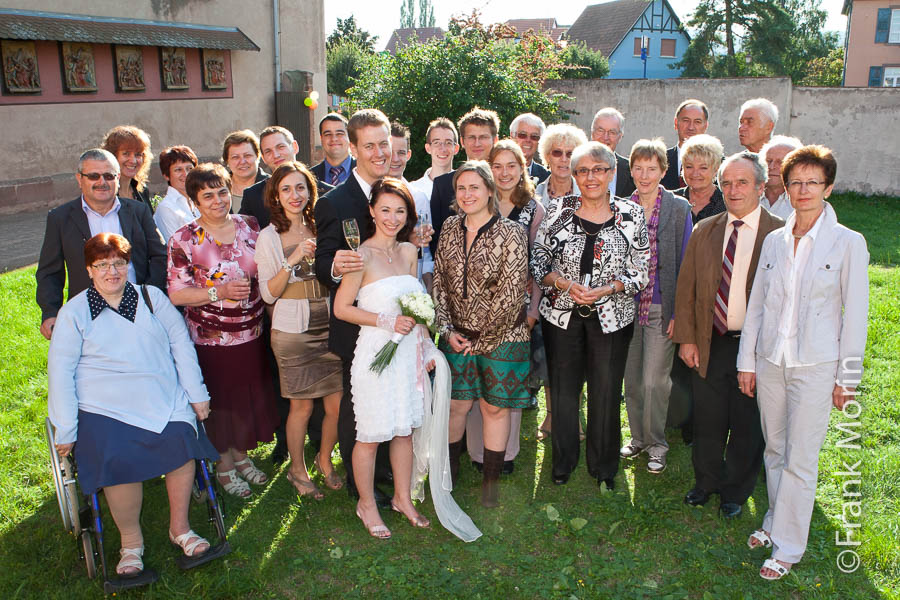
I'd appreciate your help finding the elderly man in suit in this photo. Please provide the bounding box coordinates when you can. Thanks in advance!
[311,113,356,189]
[429,106,500,255]
[739,98,778,153]
[314,109,400,508]
[590,107,635,198]
[510,113,550,184]
[673,150,785,519]
[36,148,166,339]
[661,99,709,191]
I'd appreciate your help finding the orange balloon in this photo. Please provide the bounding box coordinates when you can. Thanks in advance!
[309,99,319,110]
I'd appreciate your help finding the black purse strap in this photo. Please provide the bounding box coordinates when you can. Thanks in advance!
[140,284,154,314]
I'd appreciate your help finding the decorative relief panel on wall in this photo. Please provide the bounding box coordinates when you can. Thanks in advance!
[61,42,97,92]
[2,40,41,93]
[202,49,226,90]
[160,47,188,90]
[114,45,145,91]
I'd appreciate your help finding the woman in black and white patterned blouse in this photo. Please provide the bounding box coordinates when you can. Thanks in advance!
[531,141,650,492]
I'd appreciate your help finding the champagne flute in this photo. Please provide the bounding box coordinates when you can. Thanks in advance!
[302,237,316,276]
[342,218,361,251]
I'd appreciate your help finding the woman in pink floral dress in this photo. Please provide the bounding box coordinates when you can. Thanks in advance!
[167,163,277,498]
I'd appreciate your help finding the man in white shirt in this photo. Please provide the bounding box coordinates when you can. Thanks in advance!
[410,117,459,200]
[154,145,199,242]
[759,135,802,219]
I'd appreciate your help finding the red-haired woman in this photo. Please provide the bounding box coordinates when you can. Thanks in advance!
[255,161,344,500]
[102,125,153,209]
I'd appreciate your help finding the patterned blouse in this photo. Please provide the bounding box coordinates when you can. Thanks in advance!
[432,214,529,355]
[506,198,545,321]
[531,194,650,333]
[167,215,264,346]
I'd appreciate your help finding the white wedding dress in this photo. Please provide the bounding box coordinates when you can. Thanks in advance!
[350,274,481,542]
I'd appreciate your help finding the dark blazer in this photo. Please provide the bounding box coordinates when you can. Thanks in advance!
[675,186,727,225]
[615,153,636,198]
[240,172,333,230]
[429,169,455,256]
[314,174,372,360]
[661,146,683,191]
[35,197,167,321]
[312,157,356,189]
[127,179,153,212]
[672,208,785,378]
[528,160,550,185]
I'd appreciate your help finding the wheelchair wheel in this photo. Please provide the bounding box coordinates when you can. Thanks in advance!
[45,418,80,534]
[81,530,97,579]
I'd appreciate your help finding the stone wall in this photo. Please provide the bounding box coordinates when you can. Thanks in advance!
[549,77,900,195]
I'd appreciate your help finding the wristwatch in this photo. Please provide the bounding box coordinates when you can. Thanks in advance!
[207,286,218,303]
[281,258,294,273]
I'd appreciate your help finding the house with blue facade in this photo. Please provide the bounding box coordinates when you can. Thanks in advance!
[566,0,690,79]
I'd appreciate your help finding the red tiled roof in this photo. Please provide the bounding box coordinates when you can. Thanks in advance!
[504,18,569,43]
[384,27,445,54]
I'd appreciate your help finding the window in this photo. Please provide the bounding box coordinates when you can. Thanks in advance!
[884,67,900,87]
[633,37,649,57]
[660,38,676,57]
[891,9,900,43]
[875,8,900,43]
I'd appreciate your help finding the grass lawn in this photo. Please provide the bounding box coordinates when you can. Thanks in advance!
[1,193,897,599]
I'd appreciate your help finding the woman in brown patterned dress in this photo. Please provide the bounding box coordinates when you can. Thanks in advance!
[432,160,530,508]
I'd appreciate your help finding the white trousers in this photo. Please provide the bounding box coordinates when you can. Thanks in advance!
[756,357,838,564]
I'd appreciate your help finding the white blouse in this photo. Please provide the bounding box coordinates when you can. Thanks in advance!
[254,224,316,334]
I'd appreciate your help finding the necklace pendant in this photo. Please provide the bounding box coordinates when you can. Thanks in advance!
[387,256,392,263]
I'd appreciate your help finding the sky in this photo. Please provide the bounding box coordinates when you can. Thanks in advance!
[324,0,848,52]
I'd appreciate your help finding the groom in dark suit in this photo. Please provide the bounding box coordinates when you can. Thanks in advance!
[315,108,395,507]
[36,148,166,339]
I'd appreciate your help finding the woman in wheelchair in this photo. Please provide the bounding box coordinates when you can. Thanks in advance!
[48,233,218,577]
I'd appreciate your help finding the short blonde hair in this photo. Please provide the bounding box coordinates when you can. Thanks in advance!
[451,160,499,215]
[681,134,725,173]
[629,138,668,172]
[538,124,588,165]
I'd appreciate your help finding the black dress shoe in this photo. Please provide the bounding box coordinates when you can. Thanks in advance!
[552,473,569,485]
[719,501,742,519]
[502,460,514,475]
[684,487,711,506]
[471,460,483,473]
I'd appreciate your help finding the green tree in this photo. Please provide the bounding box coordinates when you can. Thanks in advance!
[327,16,378,53]
[326,39,367,97]
[798,46,844,86]
[559,41,610,79]
[348,12,569,177]
[400,0,436,28]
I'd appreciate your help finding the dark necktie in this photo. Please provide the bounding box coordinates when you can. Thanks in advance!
[713,220,743,335]
[329,165,344,185]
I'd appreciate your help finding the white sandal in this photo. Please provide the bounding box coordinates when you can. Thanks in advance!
[747,529,773,549]
[217,468,252,498]
[169,529,210,557]
[760,558,791,580]
[234,457,268,485]
[116,546,144,576]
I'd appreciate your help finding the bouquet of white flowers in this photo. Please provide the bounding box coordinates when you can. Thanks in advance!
[370,291,435,375]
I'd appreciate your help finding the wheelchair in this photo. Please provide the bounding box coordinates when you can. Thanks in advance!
[45,418,231,593]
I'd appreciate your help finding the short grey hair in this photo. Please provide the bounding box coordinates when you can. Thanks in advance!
[740,98,779,128]
[451,160,500,215]
[681,134,725,172]
[510,113,546,136]
[718,151,767,188]
[570,142,616,175]
[538,123,588,165]
[590,107,625,134]
[78,148,119,173]
[628,137,668,172]
[760,135,802,160]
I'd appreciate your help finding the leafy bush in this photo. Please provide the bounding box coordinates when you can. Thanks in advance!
[559,41,610,79]
[326,39,368,97]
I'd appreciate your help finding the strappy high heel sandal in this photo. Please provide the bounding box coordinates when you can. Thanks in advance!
[314,452,345,490]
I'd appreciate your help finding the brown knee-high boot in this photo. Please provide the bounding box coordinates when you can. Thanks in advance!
[481,448,505,508]
[449,439,464,487]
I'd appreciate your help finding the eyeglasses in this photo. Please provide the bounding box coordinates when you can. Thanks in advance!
[514,131,541,142]
[574,166,613,177]
[591,127,621,138]
[463,134,493,145]
[91,260,128,272]
[787,180,826,190]
[80,172,118,181]
[550,149,574,158]
[427,140,456,149]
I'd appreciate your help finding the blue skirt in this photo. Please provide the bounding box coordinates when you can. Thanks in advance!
[74,410,219,494]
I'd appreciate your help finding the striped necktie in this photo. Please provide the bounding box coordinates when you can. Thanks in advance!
[329,165,344,185]
[713,219,743,335]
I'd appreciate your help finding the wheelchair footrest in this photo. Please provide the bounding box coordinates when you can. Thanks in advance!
[103,567,159,593]
[174,541,231,571]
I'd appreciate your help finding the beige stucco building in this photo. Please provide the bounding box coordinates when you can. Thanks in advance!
[0,0,326,214]
[842,0,900,86]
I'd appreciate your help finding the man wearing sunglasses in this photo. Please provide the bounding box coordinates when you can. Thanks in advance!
[36,148,166,339]
[510,113,549,185]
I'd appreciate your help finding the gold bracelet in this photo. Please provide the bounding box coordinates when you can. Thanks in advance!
[553,277,566,291]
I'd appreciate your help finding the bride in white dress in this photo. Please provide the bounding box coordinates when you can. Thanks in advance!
[334,178,481,542]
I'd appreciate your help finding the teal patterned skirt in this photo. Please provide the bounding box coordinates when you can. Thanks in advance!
[439,339,531,408]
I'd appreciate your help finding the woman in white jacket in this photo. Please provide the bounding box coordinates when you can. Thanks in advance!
[737,145,869,581]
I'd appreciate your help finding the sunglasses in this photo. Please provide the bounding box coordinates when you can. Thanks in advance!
[550,149,574,158]
[80,172,119,181]
[515,131,541,142]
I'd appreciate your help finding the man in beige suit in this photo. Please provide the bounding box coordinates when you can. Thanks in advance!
[673,151,785,518]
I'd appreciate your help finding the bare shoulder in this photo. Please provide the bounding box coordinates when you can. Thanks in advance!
[399,241,418,258]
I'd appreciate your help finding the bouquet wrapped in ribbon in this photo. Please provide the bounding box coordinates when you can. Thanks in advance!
[370,291,435,375]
